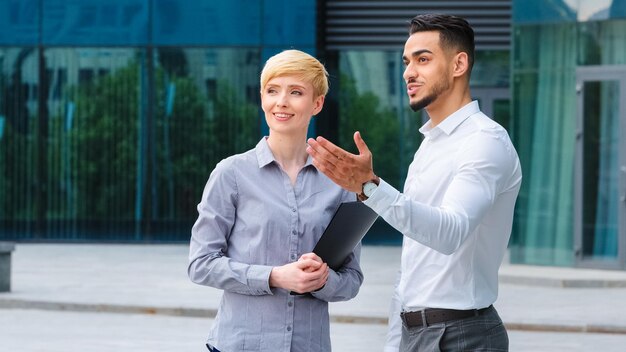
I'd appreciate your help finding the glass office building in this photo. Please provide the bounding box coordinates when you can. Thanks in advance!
[509,0,626,269]
[0,0,512,245]
[0,0,317,241]
[9,0,623,271]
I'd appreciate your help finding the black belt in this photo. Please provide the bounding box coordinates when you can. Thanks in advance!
[401,305,492,327]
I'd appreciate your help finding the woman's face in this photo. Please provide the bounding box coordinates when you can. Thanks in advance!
[261,75,324,136]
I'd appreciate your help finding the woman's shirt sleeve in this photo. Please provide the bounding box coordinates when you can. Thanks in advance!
[187,159,273,296]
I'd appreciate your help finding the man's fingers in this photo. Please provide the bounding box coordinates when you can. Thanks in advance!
[307,139,341,168]
[315,136,355,161]
[311,159,354,190]
[308,135,368,193]
[314,136,341,154]
[353,131,371,156]
[311,158,346,183]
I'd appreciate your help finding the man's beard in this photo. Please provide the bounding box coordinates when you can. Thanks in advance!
[408,77,450,112]
[409,94,436,112]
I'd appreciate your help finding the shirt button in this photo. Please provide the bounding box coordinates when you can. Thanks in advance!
[291,254,296,260]
[288,301,293,307]
[292,230,297,236]
[291,208,296,212]
[287,326,292,332]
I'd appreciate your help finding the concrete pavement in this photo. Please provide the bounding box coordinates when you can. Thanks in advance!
[1,244,626,350]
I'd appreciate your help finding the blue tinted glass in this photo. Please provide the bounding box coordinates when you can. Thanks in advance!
[513,0,577,24]
[610,0,626,18]
[514,0,626,23]
[153,0,261,45]
[262,0,316,46]
[0,0,39,44]
[42,0,148,45]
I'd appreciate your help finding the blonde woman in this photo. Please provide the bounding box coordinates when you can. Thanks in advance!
[189,50,363,352]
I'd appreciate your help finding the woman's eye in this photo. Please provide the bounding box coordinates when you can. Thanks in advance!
[291,90,303,95]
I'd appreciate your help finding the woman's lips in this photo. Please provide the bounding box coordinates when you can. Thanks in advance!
[273,112,294,121]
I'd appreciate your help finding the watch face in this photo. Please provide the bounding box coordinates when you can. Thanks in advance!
[363,181,377,197]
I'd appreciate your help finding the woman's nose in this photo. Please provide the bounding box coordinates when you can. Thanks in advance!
[276,93,288,107]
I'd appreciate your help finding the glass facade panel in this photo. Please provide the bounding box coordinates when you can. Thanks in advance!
[0,47,261,242]
[261,0,316,46]
[472,50,510,88]
[7,48,143,240]
[511,63,578,265]
[512,17,626,266]
[513,0,576,24]
[581,80,620,261]
[0,0,312,242]
[0,0,39,45]
[513,23,578,71]
[579,20,626,66]
[0,47,39,238]
[510,23,579,266]
[513,0,626,24]
[493,98,511,133]
[152,1,261,46]
[42,0,149,45]
[151,48,260,240]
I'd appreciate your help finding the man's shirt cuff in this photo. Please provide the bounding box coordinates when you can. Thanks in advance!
[363,178,398,213]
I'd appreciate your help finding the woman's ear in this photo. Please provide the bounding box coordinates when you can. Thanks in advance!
[452,52,469,78]
[312,95,325,116]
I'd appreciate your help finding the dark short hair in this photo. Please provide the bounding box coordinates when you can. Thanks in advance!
[409,14,475,73]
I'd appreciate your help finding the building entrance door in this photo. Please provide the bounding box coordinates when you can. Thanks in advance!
[575,66,626,269]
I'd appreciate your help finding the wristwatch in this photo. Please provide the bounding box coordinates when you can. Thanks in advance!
[358,177,380,201]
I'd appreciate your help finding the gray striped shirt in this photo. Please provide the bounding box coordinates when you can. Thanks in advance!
[189,138,363,352]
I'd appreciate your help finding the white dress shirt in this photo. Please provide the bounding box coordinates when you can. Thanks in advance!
[363,101,522,351]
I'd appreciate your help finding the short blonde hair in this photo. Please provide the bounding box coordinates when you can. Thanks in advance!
[260,50,329,97]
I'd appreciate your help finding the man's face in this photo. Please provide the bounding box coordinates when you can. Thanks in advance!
[402,31,453,112]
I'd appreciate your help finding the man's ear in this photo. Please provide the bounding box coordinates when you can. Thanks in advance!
[452,52,469,78]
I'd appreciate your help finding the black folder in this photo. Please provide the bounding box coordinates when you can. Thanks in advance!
[313,201,379,270]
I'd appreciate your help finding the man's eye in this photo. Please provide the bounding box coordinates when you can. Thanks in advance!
[291,91,302,95]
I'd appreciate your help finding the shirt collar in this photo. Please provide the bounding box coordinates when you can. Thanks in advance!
[419,100,480,138]
[255,137,314,169]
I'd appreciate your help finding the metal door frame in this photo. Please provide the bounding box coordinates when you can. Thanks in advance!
[574,65,626,270]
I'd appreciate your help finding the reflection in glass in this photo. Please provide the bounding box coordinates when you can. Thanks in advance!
[154,48,260,228]
[582,80,619,260]
[510,23,579,266]
[471,50,510,88]
[579,20,626,66]
[338,51,420,190]
[493,99,511,133]
[0,47,261,241]
[0,47,39,237]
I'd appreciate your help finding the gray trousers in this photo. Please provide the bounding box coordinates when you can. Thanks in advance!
[400,305,508,351]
